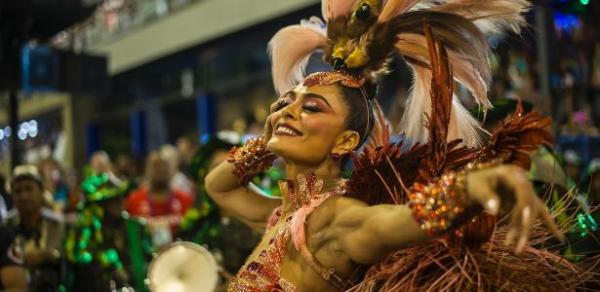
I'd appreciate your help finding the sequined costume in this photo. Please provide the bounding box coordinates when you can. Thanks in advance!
[229,174,350,291]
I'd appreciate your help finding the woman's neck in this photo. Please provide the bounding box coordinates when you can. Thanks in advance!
[284,158,341,179]
[280,159,341,213]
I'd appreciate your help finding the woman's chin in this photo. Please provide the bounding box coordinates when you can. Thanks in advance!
[268,141,326,166]
[266,138,287,156]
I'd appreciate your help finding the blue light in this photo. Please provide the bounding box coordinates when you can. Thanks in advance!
[554,12,581,33]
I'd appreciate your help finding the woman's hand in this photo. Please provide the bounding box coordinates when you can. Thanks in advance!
[465,165,565,253]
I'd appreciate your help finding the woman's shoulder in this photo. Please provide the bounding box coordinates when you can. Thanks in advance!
[311,195,369,223]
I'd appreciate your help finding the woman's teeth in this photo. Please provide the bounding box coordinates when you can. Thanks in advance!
[276,126,300,136]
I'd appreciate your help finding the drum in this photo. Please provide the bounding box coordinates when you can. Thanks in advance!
[147,241,219,292]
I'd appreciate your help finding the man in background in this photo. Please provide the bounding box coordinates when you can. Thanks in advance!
[3,165,65,292]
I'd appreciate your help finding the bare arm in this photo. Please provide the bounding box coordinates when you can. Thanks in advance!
[1,266,28,292]
[333,165,563,265]
[205,109,284,231]
[332,199,427,265]
[205,161,280,232]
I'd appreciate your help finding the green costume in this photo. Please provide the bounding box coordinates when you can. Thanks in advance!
[65,173,151,292]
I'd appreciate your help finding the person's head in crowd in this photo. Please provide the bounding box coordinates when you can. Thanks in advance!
[81,173,128,221]
[10,165,45,218]
[176,135,199,167]
[564,150,583,183]
[146,151,173,192]
[90,151,112,175]
[160,144,180,175]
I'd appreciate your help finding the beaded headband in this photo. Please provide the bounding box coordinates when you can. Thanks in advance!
[303,71,366,90]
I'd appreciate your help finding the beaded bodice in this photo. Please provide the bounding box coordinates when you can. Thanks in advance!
[228,173,346,291]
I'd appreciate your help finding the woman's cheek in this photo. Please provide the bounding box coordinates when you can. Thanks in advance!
[303,116,336,137]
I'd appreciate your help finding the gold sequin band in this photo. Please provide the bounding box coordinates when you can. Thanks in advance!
[227,136,277,185]
[303,71,365,89]
[408,159,502,236]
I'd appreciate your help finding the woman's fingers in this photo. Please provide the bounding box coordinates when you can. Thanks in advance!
[468,165,564,252]
[504,204,521,247]
[506,171,535,253]
[515,205,532,253]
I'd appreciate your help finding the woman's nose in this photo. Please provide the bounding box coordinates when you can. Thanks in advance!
[282,103,300,120]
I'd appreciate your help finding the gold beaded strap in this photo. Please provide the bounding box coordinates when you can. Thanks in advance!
[227,136,277,185]
[408,159,501,236]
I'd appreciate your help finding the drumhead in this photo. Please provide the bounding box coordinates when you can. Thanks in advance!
[147,241,219,292]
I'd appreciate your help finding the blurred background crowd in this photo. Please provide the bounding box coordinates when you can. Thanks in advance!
[0,0,599,291]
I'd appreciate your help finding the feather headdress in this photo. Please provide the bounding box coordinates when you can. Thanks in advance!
[268,0,530,148]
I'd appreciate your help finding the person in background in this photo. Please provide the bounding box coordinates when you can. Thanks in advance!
[89,151,113,176]
[0,225,28,292]
[126,151,194,248]
[3,165,65,292]
[38,159,69,212]
[66,173,151,292]
[160,144,194,196]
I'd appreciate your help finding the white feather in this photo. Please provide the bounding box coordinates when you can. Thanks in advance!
[399,65,484,147]
[268,18,327,95]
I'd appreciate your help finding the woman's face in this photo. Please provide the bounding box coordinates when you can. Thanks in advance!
[266,84,357,166]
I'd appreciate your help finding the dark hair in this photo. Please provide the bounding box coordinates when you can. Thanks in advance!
[338,81,377,148]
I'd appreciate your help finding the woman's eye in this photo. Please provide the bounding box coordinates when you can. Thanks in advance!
[303,103,322,113]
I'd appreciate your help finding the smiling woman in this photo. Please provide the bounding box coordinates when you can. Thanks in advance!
[268,84,359,167]
[204,0,597,291]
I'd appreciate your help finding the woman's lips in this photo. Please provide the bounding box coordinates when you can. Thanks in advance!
[274,123,303,136]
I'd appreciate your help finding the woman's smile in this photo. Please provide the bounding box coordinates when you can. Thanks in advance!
[274,123,303,137]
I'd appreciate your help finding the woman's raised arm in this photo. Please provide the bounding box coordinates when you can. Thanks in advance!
[205,114,281,232]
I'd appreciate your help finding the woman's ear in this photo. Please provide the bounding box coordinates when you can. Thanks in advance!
[332,130,360,155]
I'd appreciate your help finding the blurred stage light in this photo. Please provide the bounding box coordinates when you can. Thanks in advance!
[18,129,27,141]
